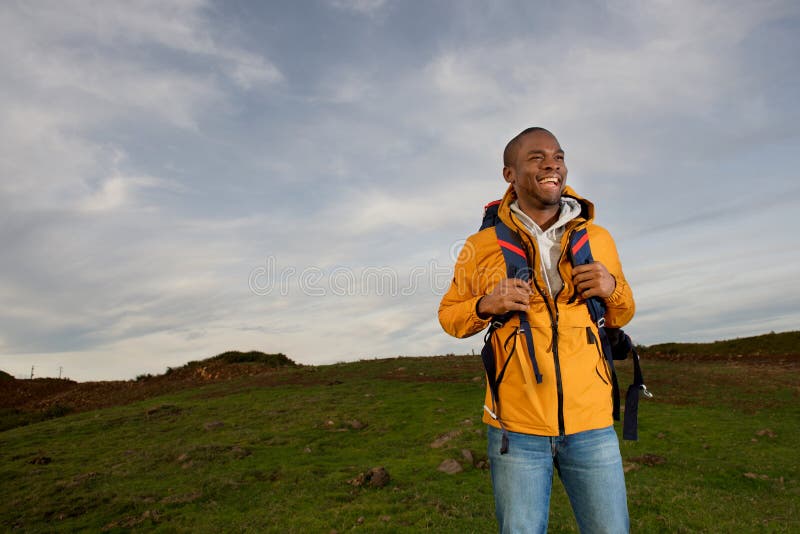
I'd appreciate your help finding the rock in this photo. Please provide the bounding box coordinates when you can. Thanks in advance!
[367,467,390,487]
[756,429,776,438]
[356,517,365,524]
[461,448,489,469]
[744,472,769,480]
[430,430,461,448]
[348,466,390,488]
[203,421,225,431]
[347,419,365,429]
[29,455,52,465]
[437,458,463,474]
[379,515,391,522]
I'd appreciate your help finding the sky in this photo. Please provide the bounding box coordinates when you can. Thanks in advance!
[1,0,798,381]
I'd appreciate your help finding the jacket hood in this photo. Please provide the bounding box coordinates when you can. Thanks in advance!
[497,184,594,229]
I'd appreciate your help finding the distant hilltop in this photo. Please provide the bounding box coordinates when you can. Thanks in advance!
[638,330,800,361]
[0,350,298,432]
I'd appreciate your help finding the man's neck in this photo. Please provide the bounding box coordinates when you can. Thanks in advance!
[517,200,561,231]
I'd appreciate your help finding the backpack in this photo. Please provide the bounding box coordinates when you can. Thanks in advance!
[479,200,651,453]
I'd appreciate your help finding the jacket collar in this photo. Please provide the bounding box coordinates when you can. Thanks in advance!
[497,184,594,231]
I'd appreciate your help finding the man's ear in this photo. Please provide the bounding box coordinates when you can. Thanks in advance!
[502,166,514,184]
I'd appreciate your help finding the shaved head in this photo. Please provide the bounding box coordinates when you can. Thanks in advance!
[503,127,555,167]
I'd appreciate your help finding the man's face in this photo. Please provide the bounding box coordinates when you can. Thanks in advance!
[503,131,567,211]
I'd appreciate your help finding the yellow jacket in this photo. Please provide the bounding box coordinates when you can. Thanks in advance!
[438,186,635,436]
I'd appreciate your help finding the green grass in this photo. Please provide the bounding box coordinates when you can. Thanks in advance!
[1,354,798,532]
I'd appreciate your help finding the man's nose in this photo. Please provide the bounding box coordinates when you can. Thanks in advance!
[542,156,560,170]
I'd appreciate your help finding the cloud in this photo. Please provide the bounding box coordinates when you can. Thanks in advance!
[1,0,798,380]
[0,0,283,209]
[328,0,387,16]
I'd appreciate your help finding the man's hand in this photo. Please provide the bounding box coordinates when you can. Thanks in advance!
[477,278,532,318]
[572,262,616,299]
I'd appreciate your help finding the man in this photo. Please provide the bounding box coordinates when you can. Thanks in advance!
[439,127,635,533]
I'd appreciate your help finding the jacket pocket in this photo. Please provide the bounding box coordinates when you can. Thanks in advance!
[586,326,596,345]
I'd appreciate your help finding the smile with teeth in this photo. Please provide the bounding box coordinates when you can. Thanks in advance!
[538,175,560,186]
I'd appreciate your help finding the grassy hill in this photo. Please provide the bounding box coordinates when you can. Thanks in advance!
[0,351,298,432]
[639,330,800,359]
[0,334,798,532]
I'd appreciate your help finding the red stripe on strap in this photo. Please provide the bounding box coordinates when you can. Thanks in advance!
[484,200,502,209]
[571,232,589,256]
[498,239,526,258]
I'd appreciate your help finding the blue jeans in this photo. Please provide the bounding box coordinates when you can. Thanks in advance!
[488,425,629,534]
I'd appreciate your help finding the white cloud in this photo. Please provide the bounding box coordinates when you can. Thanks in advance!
[329,0,387,15]
[1,0,798,381]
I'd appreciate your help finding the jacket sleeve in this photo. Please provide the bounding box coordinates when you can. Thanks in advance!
[438,235,492,338]
[590,226,635,328]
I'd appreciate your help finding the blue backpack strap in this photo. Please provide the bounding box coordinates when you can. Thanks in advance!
[479,200,502,230]
[569,228,608,326]
[608,329,653,440]
[494,222,543,384]
[479,218,542,455]
[569,227,649,440]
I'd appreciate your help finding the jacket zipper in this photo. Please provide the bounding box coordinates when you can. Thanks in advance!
[512,216,567,436]
[550,226,585,436]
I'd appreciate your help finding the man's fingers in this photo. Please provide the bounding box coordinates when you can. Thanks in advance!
[573,268,615,299]
[504,278,532,292]
[580,287,598,298]
[503,297,530,312]
[495,279,532,297]
[572,272,597,285]
[571,263,595,275]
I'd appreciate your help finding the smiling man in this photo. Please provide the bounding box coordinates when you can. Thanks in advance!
[439,127,635,533]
